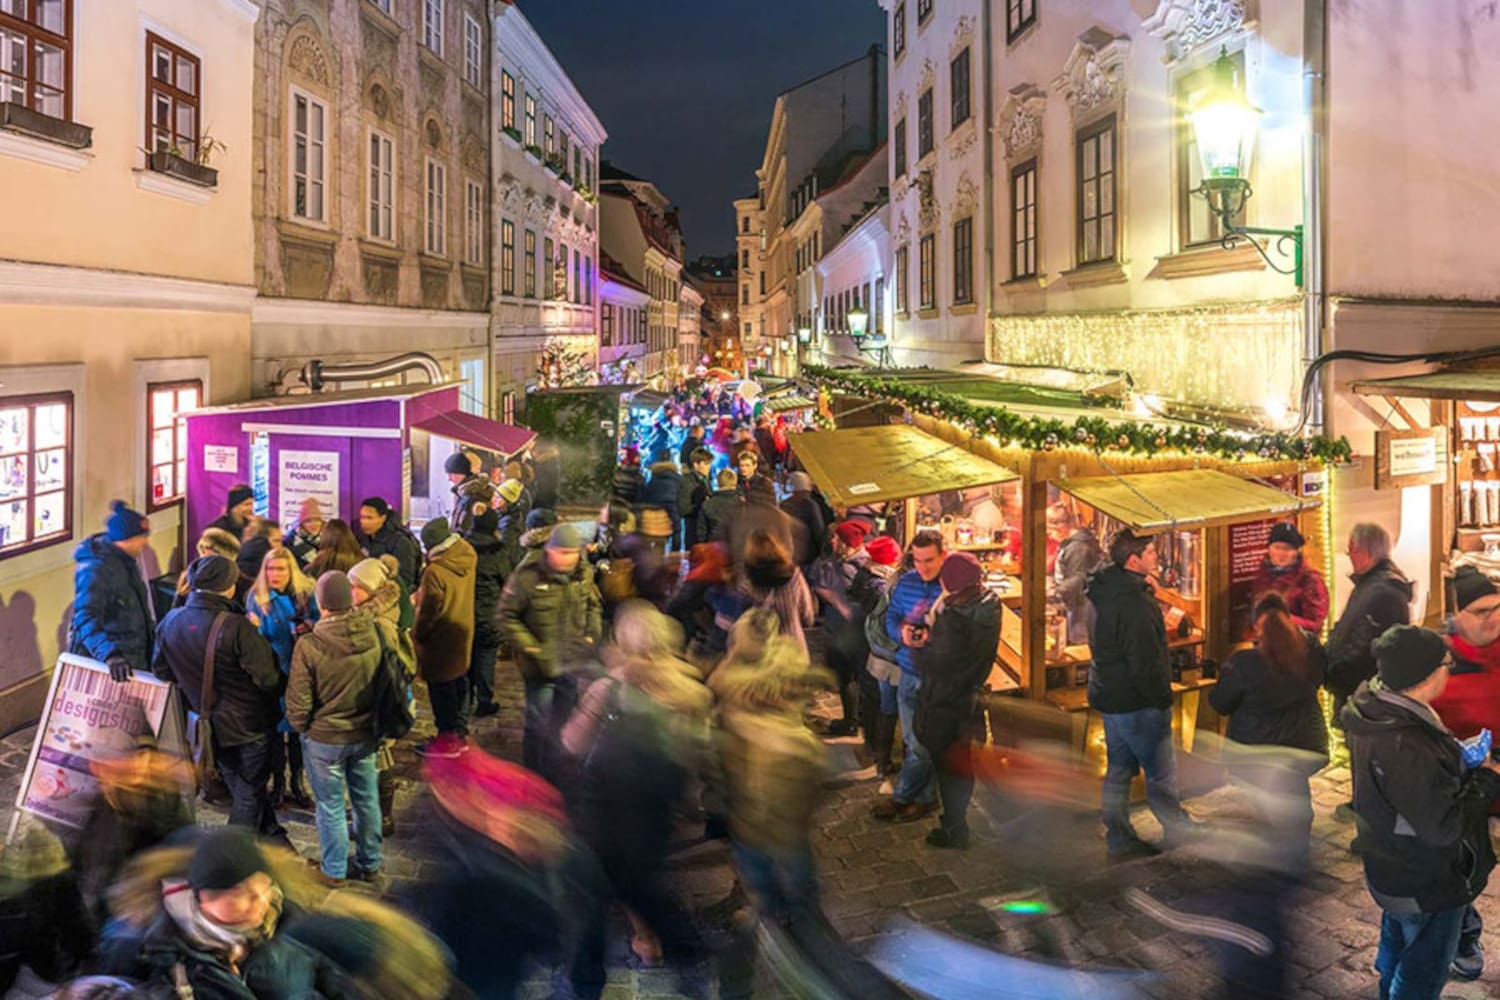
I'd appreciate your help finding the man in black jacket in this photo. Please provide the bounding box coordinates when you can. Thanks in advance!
[153,555,287,843]
[356,496,421,590]
[465,506,511,718]
[1086,529,1193,861]
[1327,523,1413,720]
[677,447,714,550]
[207,484,255,539]
[1343,625,1500,1000]
[70,500,155,683]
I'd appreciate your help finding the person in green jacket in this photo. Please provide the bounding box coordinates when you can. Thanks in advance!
[497,523,602,781]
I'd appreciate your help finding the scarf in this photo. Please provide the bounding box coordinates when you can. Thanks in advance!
[160,877,282,971]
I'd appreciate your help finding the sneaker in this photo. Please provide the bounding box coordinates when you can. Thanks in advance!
[306,859,346,888]
[926,827,969,850]
[825,719,858,738]
[474,701,500,718]
[347,866,385,888]
[895,801,939,823]
[1451,938,1484,981]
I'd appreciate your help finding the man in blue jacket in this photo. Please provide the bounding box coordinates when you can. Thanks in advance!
[70,501,155,683]
[871,530,945,822]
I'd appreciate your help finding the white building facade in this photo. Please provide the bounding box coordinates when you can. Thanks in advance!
[599,171,684,381]
[598,256,648,382]
[492,2,605,410]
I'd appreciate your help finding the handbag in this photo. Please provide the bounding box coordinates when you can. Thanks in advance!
[187,612,230,796]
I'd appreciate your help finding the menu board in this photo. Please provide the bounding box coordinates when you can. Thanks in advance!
[1228,519,1275,642]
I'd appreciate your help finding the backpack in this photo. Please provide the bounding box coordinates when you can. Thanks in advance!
[863,580,901,662]
[370,626,415,742]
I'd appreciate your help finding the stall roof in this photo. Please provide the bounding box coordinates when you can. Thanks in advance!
[765,394,817,413]
[1351,369,1500,402]
[410,410,536,457]
[1055,469,1316,532]
[188,382,457,415]
[789,425,1018,508]
[628,390,669,410]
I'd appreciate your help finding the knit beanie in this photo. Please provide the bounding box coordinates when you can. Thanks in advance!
[443,452,472,476]
[833,520,869,549]
[315,570,353,613]
[1268,522,1305,548]
[1454,565,1499,612]
[346,558,389,596]
[187,554,237,594]
[187,826,266,892]
[1373,624,1448,692]
[105,500,149,542]
[866,535,901,566]
[525,508,558,532]
[421,517,453,551]
[226,485,254,511]
[547,523,582,550]
[497,479,524,505]
[940,551,984,594]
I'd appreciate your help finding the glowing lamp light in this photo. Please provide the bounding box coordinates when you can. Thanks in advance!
[720,310,730,321]
[797,326,812,344]
[847,305,870,340]
[1187,49,1261,185]
[1263,396,1289,427]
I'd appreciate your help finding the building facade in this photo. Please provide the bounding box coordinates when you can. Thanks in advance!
[733,194,765,374]
[492,1,605,409]
[599,165,685,380]
[0,0,260,728]
[249,0,493,410]
[678,278,705,375]
[880,0,989,367]
[598,251,648,382]
[688,255,742,375]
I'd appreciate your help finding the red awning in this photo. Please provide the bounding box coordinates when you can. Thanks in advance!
[410,410,536,457]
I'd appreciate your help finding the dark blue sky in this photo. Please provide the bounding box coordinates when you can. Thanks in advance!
[517,0,885,258]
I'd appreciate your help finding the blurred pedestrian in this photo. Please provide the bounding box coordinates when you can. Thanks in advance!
[415,518,478,756]
[70,500,154,683]
[699,468,741,544]
[809,520,873,737]
[278,891,453,1000]
[286,498,325,570]
[737,451,776,506]
[465,505,510,719]
[612,445,645,505]
[1326,523,1412,722]
[1048,503,1102,644]
[1251,521,1329,634]
[640,448,683,547]
[780,471,826,568]
[207,483,255,539]
[245,546,319,810]
[517,506,559,569]
[445,451,494,535]
[679,447,715,550]
[356,497,421,590]
[715,529,816,655]
[307,518,365,578]
[860,534,904,775]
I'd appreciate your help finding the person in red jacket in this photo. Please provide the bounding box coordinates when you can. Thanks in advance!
[1250,521,1329,634]
[1431,564,1500,982]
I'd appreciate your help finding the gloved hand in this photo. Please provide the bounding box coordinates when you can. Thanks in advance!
[106,654,133,684]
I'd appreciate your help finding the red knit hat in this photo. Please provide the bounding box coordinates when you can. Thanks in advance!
[425,745,566,825]
[940,552,984,593]
[866,535,901,566]
[833,520,869,549]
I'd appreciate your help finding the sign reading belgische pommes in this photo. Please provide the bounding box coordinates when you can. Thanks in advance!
[1374,427,1447,490]
[278,449,340,527]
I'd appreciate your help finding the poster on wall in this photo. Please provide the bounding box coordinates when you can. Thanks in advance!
[203,445,238,474]
[278,450,340,527]
[11,656,179,834]
[1228,519,1275,643]
[251,431,271,518]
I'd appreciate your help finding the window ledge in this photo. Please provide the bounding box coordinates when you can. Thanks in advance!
[0,126,93,171]
[135,168,215,205]
[949,302,978,316]
[420,253,452,268]
[461,262,487,275]
[419,45,447,74]
[1148,241,1267,280]
[360,1,400,40]
[358,238,402,261]
[1059,260,1128,288]
[277,218,338,246]
[917,307,940,319]
[1002,275,1046,290]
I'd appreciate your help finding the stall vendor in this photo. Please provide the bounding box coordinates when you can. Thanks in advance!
[1251,522,1329,634]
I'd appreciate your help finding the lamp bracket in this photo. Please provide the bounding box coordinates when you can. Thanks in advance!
[1195,178,1303,287]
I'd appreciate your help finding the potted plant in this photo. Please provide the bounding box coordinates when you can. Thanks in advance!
[143,129,224,188]
[525,143,543,160]
[502,125,522,143]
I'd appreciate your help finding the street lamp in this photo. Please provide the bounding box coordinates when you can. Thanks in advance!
[797,326,812,345]
[845,304,891,367]
[1189,47,1303,285]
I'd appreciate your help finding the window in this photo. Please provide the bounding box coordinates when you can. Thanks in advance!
[368,129,394,241]
[601,303,613,346]
[1178,52,1246,247]
[874,277,885,333]
[584,155,592,190]
[1007,0,1036,42]
[290,90,327,222]
[559,129,569,167]
[544,237,554,298]
[368,0,392,11]
[950,48,970,130]
[0,0,71,120]
[466,180,484,265]
[500,71,515,131]
[893,2,905,58]
[501,391,516,424]
[0,392,71,556]
[585,257,593,305]
[918,234,935,309]
[422,0,443,55]
[953,217,974,304]
[524,92,536,147]
[895,245,909,313]
[524,228,536,297]
[503,220,517,295]
[917,0,932,25]
[573,146,581,183]
[572,249,581,304]
[425,157,446,255]
[741,249,749,269]
[463,14,481,87]
[543,114,554,155]
[459,358,485,416]
[146,33,200,161]
[1077,114,1117,265]
[742,284,750,306]
[557,241,568,299]
[917,88,933,158]
[145,380,199,511]
[1011,158,1037,278]
[741,215,750,234]
[893,118,907,177]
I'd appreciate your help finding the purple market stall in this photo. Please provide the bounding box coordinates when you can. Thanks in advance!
[184,383,534,539]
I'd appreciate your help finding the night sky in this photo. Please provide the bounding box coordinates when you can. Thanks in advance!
[517,0,885,259]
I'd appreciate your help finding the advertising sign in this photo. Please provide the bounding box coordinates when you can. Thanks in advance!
[251,431,270,518]
[1374,427,1447,490]
[203,445,238,474]
[12,656,178,833]
[278,449,340,527]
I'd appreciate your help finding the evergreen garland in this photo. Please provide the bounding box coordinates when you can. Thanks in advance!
[802,365,1353,465]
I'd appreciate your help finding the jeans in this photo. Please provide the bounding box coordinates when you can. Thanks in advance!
[468,622,501,709]
[216,736,286,842]
[892,672,936,805]
[428,675,471,737]
[1100,707,1188,852]
[302,737,383,879]
[935,742,975,836]
[523,676,579,783]
[1375,905,1466,1000]
[734,842,818,922]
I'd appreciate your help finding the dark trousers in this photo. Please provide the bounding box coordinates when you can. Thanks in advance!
[216,736,287,842]
[268,731,304,787]
[428,675,471,737]
[934,741,975,836]
[1375,904,1466,999]
[467,622,502,709]
[523,676,578,783]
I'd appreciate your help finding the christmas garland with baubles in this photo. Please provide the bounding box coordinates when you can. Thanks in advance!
[802,365,1353,464]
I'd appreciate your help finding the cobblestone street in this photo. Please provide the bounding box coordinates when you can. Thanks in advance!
[4,665,1499,1000]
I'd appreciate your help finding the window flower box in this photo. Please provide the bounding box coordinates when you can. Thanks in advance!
[502,125,522,143]
[148,150,218,188]
[525,143,543,160]
[0,102,92,149]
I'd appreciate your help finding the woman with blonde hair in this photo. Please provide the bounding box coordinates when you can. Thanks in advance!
[247,545,319,807]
